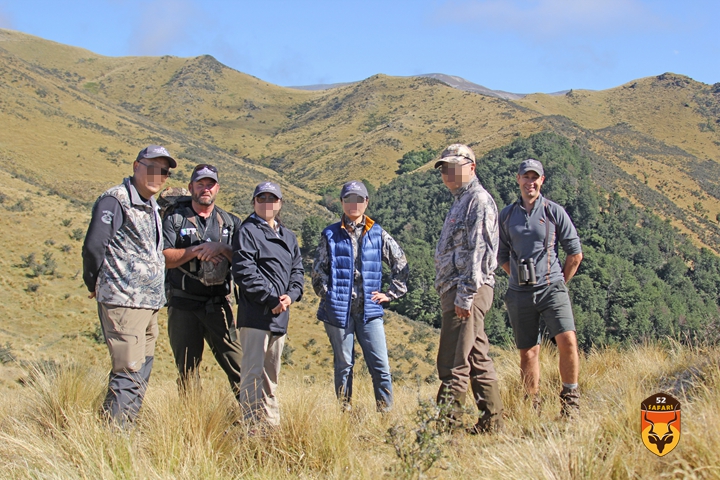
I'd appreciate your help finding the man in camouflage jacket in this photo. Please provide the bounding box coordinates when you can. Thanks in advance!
[434,144,504,433]
[82,145,175,426]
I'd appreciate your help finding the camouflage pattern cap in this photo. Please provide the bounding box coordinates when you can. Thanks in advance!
[518,159,544,176]
[136,145,177,168]
[434,143,476,169]
[253,181,283,199]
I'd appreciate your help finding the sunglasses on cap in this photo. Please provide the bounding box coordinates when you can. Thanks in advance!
[192,163,218,174]
[138,160,172,177]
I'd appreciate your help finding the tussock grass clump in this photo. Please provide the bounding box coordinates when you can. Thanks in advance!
[0,343,718,479]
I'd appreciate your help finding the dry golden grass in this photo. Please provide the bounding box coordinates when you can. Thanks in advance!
[0,342,718,479]
[1,29,720,478]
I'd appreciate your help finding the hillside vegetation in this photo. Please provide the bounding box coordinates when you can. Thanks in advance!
[371,132,720,349]
[1,342,718,478]
[0,28,720,477]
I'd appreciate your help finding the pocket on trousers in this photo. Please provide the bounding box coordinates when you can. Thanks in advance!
[105,330,142,372]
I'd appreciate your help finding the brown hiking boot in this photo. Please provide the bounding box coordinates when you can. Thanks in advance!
[469,380,504,434]
[524,392,542,414]
[560,386,580,418]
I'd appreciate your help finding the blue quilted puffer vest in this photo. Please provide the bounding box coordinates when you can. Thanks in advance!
[317,218,384,328]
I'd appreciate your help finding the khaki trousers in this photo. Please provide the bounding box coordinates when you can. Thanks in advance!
[436,285,500,413]
[98,303,158,373]
[238,328,284,426]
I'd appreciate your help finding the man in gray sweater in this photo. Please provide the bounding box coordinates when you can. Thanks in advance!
[498,159,583,417]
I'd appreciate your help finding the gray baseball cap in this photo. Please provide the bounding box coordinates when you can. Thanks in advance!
[434,143,476,169]
[136,145,177,168]
[253,181,283,199]
[190,164,219,183]
[518,159,544,176]
[340,180,369,199]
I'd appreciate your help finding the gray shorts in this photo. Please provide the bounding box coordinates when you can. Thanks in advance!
[504,281,576,350]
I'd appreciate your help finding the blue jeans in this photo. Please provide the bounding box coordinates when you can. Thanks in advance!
[324,315,393,411]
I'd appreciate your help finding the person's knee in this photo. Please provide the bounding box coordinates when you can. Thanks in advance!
[555,331,578,352]
[519,345,540,362]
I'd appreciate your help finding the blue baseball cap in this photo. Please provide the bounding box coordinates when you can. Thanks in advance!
[253,181,283,199]
[136,145,177,168]
[340,180,369,199]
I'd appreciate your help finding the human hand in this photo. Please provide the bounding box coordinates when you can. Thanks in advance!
[193,242,227,262]
[88,291,96,299]
[455,305,471,318]
[370,291,390,304]
[271,295,292,314]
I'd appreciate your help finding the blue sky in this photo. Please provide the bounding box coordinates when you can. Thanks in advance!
[0,0,717,93]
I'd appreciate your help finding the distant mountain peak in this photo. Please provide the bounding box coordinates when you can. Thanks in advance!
[289,73,571,99]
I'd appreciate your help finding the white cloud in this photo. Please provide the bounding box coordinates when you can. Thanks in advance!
[435,0,665,39]
[128,0,201,55]
[0,5,14,29]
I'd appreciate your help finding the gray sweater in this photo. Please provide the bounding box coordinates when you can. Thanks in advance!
[498,194,582,291]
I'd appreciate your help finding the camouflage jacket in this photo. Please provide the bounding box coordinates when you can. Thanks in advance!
[435,177,499,310]
[93,178,166,309]
[312,215,408,315]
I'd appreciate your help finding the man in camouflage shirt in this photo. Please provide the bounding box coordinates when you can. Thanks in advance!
[82,145,175,426]
[313,180,409,412]
[434,144,504,433]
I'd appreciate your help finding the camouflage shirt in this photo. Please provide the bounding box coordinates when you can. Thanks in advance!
[435,177,499,310]
[89,178,166,309]
[312,215,409,314]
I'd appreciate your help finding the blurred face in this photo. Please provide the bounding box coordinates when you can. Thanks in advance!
[253,193,282,222]
[342,194,368,220]
[439,161,475,191]
[189,178,219,206]
[133,158,171,197]
[517,171,545,202]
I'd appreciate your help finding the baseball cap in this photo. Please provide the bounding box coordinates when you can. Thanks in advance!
[253,181,283,199]
[434,144,476,169]
[136,145,177,168]
[518,159,544,176]
[190,164,219,183]
[340,180,369,199]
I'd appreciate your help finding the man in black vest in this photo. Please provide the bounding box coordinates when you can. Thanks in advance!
[162,164,242,401]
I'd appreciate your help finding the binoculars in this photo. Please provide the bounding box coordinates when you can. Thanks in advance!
[518,258,537,285]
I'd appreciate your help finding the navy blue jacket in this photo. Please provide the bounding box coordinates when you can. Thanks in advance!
[316,219,383,328]
[232,215,304,334]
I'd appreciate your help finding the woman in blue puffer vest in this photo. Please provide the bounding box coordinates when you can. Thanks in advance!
[312,180,409,412]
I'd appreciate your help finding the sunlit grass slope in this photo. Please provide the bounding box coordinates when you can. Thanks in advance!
[0,342,717,479]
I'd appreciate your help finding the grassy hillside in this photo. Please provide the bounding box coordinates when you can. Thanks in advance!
[518,76,720,243]
[1,342,718,478]
[0,164,432,390]
[1,27,719,478]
